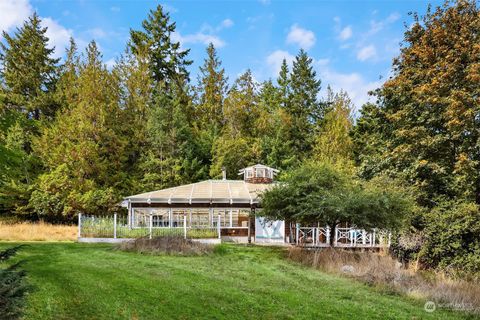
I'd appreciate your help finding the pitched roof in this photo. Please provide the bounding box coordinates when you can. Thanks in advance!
[125,180,274,205]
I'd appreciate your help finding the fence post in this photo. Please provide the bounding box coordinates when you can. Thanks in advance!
[149,213,153,239]
[326,226,330,245]
[183,215,187,239]
[217,214,221,239]
[78,212,82,239]
[295,223,300,245]
[113,213,117,239]
[334,226,338,247]
[388,232,391,247]
[372,229,376,247]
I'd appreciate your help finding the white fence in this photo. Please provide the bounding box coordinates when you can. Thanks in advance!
[294,225,391,248]
[78,213,220,241]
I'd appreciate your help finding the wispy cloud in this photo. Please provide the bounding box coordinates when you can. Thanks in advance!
[286,24,316,50]
[357,45,377,61]
[339,26,352,41]
[173,31,225,48]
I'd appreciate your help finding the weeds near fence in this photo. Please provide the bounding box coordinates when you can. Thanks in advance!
[0,246,29,319]
[118,236,215,256]
[0,221,76,241]
[288,247,480,314]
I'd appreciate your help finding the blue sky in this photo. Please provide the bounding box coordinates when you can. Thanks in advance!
[0,0,442,107]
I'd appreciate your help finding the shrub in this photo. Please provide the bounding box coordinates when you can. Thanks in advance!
[419,201,480,279]
[118,236,214,256]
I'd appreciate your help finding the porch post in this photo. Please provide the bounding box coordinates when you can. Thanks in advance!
[372,229,376,247]
[217,214,221,239]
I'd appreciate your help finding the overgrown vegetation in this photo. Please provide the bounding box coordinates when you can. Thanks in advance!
[119,236,215,256]
[0,245,28,319]
[0,221,76,241]
[288,247,480,315]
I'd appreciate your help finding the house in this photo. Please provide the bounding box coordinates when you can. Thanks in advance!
[123,164,286,243]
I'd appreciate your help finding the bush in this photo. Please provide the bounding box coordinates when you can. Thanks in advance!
[419,201,480,278]
[118,236,214,256]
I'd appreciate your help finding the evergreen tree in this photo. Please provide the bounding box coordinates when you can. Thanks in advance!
[196,43,228,131]
[129,5,192,90]
[313,87,354,166]
[288,49,323,158]
[0,12,59,119]
[31,42,126,220]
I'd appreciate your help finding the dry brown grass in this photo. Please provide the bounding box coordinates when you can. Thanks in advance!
[119,236,214,256]
[0,221,77,241]
[288,247,480,314]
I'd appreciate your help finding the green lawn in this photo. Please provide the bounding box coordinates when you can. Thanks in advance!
[0,242,475,320]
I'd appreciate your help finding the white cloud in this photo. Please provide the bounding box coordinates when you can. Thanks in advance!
[286,24,316,50]
[266,50,295,76]
[221,19,234,29]
[318,64,383,109]
[173,31,225,48]
[339,26,352,41]
[41,17,74,58]
[357,45,377,61]
[0,0,32,37]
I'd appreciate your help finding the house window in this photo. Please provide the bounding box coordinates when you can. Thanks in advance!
[246,169,253,178]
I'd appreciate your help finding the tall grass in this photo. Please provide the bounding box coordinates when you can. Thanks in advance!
[288,247,480,315]
[0,221,76,241]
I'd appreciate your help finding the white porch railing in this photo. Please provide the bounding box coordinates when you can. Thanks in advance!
[295,225,391,248]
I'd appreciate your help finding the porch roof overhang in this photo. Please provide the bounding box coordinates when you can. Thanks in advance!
[124,179,274,207]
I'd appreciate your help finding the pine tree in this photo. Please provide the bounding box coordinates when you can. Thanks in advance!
[129,5,192,90]
[0,12,60,119]
[289,49,323,158]
[196,43,228,131]
[277,59,290,109]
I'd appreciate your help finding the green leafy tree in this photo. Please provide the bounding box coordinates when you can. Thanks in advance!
[358,0,480,204]
[260,162,412,245]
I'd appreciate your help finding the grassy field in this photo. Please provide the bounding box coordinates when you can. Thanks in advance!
[0,242,475,320]
[0,221,76,241]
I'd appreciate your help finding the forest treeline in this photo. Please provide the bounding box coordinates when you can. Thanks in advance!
[1,1,479,275]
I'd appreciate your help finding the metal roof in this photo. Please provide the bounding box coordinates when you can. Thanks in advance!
[125,180,274,205]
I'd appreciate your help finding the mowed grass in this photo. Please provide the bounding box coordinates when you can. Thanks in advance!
[0,243,474,320]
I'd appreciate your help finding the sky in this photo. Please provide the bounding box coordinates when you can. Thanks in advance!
[0,0,443,108]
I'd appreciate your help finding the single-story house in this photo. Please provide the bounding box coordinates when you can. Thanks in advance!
[123,164,286,243]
